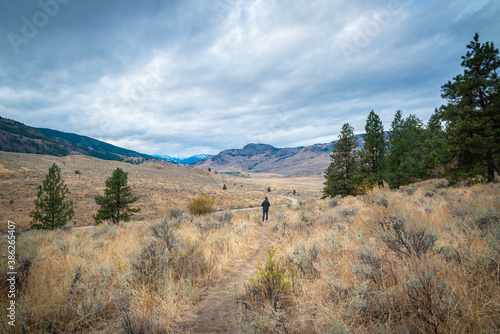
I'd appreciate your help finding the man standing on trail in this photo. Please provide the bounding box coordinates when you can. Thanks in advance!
[261,197,270,221]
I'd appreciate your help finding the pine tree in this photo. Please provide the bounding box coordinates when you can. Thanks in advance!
[93,168,140,224]
[360,110,386,185]
[385,111,424,188]
[385,110,405,188]
[29,163,74,230]
[441,33,500,184]
[323,123,361,198]
[421,109,447,177]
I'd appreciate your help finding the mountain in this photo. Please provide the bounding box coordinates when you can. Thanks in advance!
[0,116,153,163]
[154,154,212,164]
[192,136,364,177]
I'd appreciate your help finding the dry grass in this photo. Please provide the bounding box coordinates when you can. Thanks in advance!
[0,208,262,333]
[237,181,500,333]
[2,158,498,334]
[0,152,288,232]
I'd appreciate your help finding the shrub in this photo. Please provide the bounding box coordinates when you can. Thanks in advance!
[168,207,184,219]
[435,180,447,189]
[223,184,227,190]
[131,240,170,285]
[245,245,296,310]
[354,244,383,284]
[169,239,208,283]
[150,218,176,252]
[187,196,214,215]
[336,205,358,218]
[379,215,438,260]
[327,198,339,208]
[287,242,321,278]
[403,270,451,333]
[74,170,81,175]
[213,210,234,224]
[196,217,224,232]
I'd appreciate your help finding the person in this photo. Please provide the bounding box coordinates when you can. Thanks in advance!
[261,197,271,221]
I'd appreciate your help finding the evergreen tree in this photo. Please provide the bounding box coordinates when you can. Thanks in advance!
[421,109,447,177]
[323,123,361,198]
[385,110,404,188]
[441,33,500,183]
[93,168,140,224]
[385,111,424,188]
[360,110,386,185]
[29,163,74,230]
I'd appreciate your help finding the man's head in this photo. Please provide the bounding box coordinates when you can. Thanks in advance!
[265,197,268,200]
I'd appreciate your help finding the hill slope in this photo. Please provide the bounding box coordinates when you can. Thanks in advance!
[0,116,153,162]
[193,136,364,177]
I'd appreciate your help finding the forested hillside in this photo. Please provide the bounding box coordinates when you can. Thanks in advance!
[0,116,153,162]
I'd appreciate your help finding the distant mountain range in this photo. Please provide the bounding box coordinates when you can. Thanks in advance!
[192,136,364,177]
[0,116,155,163]
[154,154,212,165]
[1,115,368,176]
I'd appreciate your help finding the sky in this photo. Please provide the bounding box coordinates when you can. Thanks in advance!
[0,0,499,157]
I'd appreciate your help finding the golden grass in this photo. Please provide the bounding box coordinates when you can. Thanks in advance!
[1,175,498,333]
[238,181,500,333]
[0,208,263,333]
[0,152,288,232]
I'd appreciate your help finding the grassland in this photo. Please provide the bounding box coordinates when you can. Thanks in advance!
[0,172,498,333]
[0,151,288,232]
[236,181,500,333]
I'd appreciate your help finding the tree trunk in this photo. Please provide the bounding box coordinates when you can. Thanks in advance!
[487,164,495,183]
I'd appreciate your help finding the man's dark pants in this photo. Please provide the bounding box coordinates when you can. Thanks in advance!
[263,209,268,221]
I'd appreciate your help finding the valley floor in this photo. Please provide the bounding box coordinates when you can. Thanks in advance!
[0,152,292,232]
[1,180,499,333]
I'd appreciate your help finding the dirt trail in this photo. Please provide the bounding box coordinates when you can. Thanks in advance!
[173,221,273,334]
[173,196,296,333]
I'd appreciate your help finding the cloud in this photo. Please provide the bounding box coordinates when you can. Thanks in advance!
[0,0,498,156]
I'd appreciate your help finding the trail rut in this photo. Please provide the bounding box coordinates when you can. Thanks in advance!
[173,221,273,333]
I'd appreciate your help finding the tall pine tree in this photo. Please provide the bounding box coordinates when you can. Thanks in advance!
[385,111,424,188]
[360,110,386,185]
[441,33,500,183]
[93,168,140,224]
[385,110,405,188]
[323,123,361,198]
[29,163,74,230]
[421,109,447,177]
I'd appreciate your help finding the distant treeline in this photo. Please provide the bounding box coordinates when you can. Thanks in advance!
[323,33,499,198]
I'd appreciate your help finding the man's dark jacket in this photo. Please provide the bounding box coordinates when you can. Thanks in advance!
[262,199,271,210]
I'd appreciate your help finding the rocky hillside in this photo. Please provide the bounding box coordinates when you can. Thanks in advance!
[192,142,329,176]
[193,136,365,177]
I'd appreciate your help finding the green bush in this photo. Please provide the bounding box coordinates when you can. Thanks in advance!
[246,244,296,310]
[74,170,81,175]
[187,196,214,215]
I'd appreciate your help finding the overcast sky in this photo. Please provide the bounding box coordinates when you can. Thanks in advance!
[1,0,499,157]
